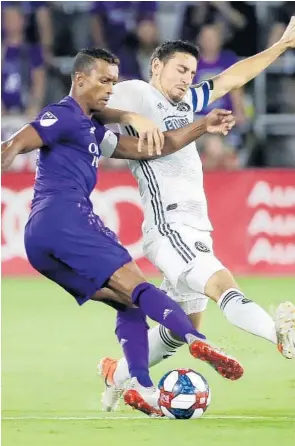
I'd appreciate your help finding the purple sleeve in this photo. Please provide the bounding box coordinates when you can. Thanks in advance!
[30,105,76,146]
[30,44,44,69]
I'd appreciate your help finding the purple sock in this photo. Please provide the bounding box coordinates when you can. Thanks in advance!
[132,283,206,342]
[116,308,153,388]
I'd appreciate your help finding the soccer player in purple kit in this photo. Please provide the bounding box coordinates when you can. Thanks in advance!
[2,47,241,417]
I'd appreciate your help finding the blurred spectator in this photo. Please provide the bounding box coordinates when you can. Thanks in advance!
[212,2,258,57]
[50,2,92,57]
[181,2,219,42]
[181,2,257,57]
[118,20,159,81]
[1,5,46,118]
[268,2,295,48]
[2,1,53,63]
[195,25,247,133]
[201,134,239,171]
[91,1,157,54]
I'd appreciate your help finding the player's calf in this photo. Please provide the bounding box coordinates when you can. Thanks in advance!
[187,268,279,345]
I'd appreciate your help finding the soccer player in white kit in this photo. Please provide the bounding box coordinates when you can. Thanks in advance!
[99,19,295,411]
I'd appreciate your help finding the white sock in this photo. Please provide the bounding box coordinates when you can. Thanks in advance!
[113,325,184,387]
[217,288,277,344]
[151,325,184,366]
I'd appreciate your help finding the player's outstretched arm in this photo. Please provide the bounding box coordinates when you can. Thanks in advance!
[94,108,164,156]
[207,16,295,104]
[111,109,235,160]
[1,125,42,171]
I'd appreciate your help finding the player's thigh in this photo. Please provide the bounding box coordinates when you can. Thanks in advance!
[52,219,133,296]
[145,225,224,294]
[143,228,197,290]
[26,247,98,306]
[25,209,133,305]
[175,229,227,295]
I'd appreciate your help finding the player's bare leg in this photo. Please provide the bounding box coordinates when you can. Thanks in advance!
[185,268,295,359]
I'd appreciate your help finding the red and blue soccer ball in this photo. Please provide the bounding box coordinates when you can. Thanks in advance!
[158,369,211,419]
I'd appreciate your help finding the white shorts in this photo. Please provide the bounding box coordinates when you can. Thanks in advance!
[143,224,225,315]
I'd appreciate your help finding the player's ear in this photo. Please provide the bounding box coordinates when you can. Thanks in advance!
[151,58,162,77]
[75,72,85,87]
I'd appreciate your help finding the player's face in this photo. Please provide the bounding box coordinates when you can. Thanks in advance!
[158,52,197,103]
[83,60,119,111]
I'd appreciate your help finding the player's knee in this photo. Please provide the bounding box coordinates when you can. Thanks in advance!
[204,269,239,302]
[108,261,147,300]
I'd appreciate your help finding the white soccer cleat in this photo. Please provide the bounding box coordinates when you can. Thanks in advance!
[97,357,123,411]
[275,301,295,359]
[123,377,163,417]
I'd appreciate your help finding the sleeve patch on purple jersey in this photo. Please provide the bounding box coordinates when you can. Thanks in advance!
[40,111,58,127]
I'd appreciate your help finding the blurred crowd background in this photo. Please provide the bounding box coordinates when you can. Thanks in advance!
[2,1,295,171]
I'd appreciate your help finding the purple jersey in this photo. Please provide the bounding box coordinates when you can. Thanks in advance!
[24,96,131,305]
[30,96,117,207]
[194,51,237,113]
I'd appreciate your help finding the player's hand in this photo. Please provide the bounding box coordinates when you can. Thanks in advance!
[128,113,165,156]
[205,109,236,136]
[280,16,295,49]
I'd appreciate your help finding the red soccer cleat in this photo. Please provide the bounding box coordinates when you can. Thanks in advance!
[189,338,244,381]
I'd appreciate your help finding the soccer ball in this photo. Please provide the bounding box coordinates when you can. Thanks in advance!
[158,369,211,419]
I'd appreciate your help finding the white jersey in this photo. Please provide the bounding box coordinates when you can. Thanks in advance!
[106,79,214,235]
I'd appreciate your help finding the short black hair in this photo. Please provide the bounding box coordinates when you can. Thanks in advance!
[71,47,120,79]
[150,40,200,70]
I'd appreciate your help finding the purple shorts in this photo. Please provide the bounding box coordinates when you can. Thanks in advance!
[24,197,132,305]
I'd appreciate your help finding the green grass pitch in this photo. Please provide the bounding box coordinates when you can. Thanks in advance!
[2,276,295,446]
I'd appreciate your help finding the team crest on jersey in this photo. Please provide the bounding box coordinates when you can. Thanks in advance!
[40,111,58,127]
[177,102,190,112]
[195,241,210,253]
